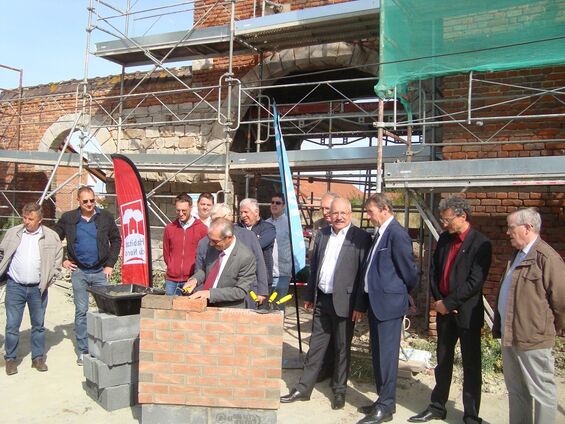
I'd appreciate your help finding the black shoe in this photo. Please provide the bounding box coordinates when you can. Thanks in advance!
[332,393,345,410]
[358,404,396,415]
[280,389,310,403]
[408,408,447,422]
[356,407,393,424]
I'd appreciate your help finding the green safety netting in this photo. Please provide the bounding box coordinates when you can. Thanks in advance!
[376,0,565,102]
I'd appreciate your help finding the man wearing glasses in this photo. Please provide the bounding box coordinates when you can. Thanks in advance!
[410,196,491,424]
[493,208,564,424]
[55,186,121,366]
[266,193,292,304]
[184,218,255,308]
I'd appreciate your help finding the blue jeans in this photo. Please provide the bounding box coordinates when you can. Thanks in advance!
[4,278,48,360]
[272,276,291,310]
[71,268,107,354]
[165,280,185,296]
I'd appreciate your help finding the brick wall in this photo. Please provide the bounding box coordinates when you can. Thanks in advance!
[138,295,283,409]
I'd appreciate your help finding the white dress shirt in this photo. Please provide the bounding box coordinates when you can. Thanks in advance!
[212,237,237,289]
[364,215,394,293]
[318,224,351,294]
[8,226,43,285]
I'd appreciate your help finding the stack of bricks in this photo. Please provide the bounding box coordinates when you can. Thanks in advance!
[84,310,140,411]
[138,295,283,424]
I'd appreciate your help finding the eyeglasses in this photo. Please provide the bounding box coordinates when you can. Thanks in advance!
[439,215,458,225]
[82,199,95,204]
[271,201,283,205]
[209,236,226,246]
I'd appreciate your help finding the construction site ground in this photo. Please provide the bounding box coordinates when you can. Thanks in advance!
[1,283,563,424]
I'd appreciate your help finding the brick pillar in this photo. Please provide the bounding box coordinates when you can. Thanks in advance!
[138,295,283,423]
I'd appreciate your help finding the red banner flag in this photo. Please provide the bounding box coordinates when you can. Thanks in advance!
[112,154,152,287]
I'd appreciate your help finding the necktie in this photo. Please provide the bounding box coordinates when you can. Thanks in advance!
[204,251,225,290]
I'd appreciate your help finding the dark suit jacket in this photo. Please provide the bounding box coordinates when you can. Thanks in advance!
[191,239,256,308]
[195,227,269,296]
[237,219,275,286]
[431,227,492,329]
[306,225,371,318]
[358,219,418,321]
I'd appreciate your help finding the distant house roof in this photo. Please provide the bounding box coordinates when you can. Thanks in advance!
[296,178,364,203]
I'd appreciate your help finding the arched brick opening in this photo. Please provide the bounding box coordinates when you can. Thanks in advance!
[39,113,114,215]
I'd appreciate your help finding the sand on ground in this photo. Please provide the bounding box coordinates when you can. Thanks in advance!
[1,284,563,423]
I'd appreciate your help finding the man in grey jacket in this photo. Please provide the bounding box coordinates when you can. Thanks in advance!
[185,218,255,308]
[1,202,63,375]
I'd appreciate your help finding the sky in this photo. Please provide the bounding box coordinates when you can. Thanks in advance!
[0,1,193,90]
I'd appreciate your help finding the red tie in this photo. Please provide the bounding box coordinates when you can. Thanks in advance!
[203,251,225,290]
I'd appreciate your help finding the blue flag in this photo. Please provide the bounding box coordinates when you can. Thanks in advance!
[272,103,306,274]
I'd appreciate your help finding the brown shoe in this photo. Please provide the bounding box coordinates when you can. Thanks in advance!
[5,359,18,375]
[31,357,48,372]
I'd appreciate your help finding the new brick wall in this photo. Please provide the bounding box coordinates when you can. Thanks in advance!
[138,295,283,409]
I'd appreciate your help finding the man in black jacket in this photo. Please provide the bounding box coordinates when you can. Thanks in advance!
[237,198,275,293]
[409,196,492,424]
[280,197,371,410]
[55,186,121,365]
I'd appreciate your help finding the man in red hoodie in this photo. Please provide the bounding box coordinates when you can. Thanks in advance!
[163,194,208,295]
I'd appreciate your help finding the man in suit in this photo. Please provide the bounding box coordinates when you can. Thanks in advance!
[184,218,255,308]
[409,196,492,424]
[280,197,371,410]
[195,203,269,306]
[494,208,564,424]
[356,193,418,424]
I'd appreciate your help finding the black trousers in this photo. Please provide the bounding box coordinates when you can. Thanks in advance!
[430,313,482,423]
[296,291,354,396]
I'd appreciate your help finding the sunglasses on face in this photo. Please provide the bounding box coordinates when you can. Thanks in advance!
[271,201,283,205]
[82,199,96,204]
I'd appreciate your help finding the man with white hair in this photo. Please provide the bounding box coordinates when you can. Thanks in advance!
[195,203,269,305]
[238,198,276,293]
[494,207,565,424]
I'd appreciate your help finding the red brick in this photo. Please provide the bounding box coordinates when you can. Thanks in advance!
[172,296,207,312]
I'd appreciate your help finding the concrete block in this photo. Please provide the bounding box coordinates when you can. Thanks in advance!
[142,404,207,424]
[141,405,277,424]
[87,310,140,341]
[84,380,137,411]
[88,336,139,365]
[83,355,138,388]
[210,408,277,424]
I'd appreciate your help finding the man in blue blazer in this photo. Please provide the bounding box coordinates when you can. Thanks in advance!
[356,193,418,424]
[281,197,371,410]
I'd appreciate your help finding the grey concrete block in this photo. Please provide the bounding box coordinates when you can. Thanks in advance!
[142,404,207,424]
[87,310,140,341]
[141,405,277,424]
[210,408,277,424]
[83,354,138,388]
[84,380,137,411]
[88,336,139,365]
